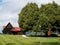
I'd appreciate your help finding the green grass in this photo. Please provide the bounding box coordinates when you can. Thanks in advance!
[0,35,60,45]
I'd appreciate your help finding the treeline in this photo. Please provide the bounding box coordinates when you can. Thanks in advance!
[18,1,60,33]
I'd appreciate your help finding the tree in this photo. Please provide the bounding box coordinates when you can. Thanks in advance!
[18,1,60,35]
[39,1,60,34]
[18,3,40,32]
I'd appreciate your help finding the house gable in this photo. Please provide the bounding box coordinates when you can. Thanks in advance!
[2,22,13,34]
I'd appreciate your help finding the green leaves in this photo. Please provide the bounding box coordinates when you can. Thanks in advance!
[18,1,60,33]
[18,3,39,31]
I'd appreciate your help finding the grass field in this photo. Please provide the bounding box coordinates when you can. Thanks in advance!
[0,35,60,45]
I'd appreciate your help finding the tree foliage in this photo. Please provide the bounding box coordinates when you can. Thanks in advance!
[18,1,60,33]
[18,3,39,31]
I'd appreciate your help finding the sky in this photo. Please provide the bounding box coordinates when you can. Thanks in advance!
[0,0,60,33]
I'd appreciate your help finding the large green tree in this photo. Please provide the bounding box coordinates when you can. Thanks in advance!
[18,1,60,34]
[18,3,40,32]
[39,1,60,32]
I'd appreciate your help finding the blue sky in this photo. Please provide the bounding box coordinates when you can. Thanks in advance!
[0,0,60,33]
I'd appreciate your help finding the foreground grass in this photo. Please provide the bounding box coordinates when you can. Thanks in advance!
[0,35,60,45]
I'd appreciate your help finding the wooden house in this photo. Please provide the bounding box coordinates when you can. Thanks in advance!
[2,22,22,35]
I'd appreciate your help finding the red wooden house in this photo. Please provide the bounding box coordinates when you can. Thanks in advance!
[2,22,22,35]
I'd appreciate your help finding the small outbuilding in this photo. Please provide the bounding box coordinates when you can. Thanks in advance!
[2,22,22,35]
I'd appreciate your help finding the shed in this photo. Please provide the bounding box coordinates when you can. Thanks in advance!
[2,22,22,35]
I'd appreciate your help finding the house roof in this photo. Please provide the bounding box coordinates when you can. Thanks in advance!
[11,27,21,31]
[2,22,21,33]
[3,26,21,31]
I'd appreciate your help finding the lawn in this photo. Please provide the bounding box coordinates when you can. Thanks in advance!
[0,35,60,45]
